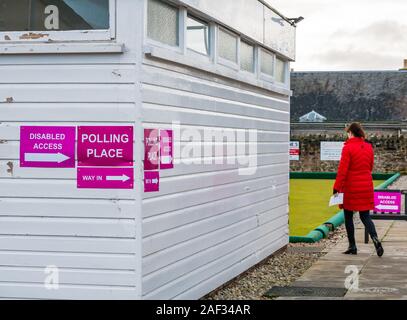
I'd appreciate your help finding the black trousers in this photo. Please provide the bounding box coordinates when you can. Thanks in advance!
[344,210,378,247]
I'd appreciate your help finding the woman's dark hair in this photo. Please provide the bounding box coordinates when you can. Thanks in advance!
[346,122,366,139]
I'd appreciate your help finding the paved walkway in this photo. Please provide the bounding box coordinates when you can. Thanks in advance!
[279,219,407,300]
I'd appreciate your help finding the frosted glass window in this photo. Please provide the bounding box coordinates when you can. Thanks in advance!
[187,16,209,55]
[0,0,109,31]
[147,0,179,47]
[275,57,286,83]
[218,28,238,63]
[261,49,274,76]
[240,41,255,73]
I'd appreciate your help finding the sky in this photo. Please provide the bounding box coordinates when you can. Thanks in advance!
[268,0,407,71]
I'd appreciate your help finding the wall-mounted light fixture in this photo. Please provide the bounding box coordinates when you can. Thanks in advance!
[287,16,304,26]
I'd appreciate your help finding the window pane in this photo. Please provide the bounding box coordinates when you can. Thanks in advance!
[0,0,109,31]
[275,57,286,83]
[147,0,179,47]
[240,41,254,73]
[187,16,209,55]
[218,28,237,63]
[261,49,274,76]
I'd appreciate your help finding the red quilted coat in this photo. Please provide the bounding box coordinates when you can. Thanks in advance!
[333,137,375,211]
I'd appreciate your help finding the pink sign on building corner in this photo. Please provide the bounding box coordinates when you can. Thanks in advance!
[144,129,160,171]
[77,126,135,190]
[144,171,160,193]
[78,126,134,167]
[374,191,402,214]
[160,129,174,170]
[20,126,76,168]
[78,167,134,190]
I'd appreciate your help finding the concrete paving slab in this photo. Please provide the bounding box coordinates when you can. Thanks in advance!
[292,280,347,289]
[298,274,351,283]
[344,294,407,300]
[357,280,407,289]
[320,252,372,262]
[281,219,407,300]
[277,297,344,300]
[308,260,364,268]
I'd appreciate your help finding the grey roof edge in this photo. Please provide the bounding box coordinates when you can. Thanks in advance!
[292,70,407,74]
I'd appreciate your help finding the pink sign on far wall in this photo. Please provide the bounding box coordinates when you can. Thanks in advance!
[160,130,174,169]
[78,167,134,190]
[374,191,402,214]
[144,171,160,193]
[144,129,160,171]
[20,126,76,168]
[78,126,134,167]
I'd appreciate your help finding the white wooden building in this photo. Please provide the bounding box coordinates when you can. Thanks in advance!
[0,0,296,299]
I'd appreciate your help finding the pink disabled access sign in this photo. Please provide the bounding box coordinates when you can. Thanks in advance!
[374,191,402,214]
[78,168,134,190]
[160,130,174,170]
[144,171,159,193]
[20,126,75,168]
[78,126,133,167]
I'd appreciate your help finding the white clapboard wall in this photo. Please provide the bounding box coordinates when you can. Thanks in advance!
[0,0,142,300]
[140,58,291,299]
[0,0,292,300]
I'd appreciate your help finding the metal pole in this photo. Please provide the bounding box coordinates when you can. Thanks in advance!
[404,190,407,215]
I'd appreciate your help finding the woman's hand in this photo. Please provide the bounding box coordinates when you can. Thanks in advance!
[333,189,340,195]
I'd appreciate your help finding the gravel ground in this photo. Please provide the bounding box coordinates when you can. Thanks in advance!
[204,226,347,300]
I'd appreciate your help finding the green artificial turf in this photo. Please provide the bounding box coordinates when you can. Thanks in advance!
[289,179,386,237]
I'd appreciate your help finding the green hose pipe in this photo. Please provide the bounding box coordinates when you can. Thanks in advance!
[314,224,330,238]
[325,211,345,229]
[290,229,324,244]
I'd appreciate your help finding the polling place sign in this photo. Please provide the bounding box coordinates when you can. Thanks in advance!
[20,126,75,168]
[78,126,133,167]
[144,171,160,193]
[160,129,174,170]
[144,129,160,171]
[78,167,134,190]
[77,126,134,190]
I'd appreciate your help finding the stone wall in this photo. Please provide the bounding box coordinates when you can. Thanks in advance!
[290,132,407,174]
[291,71,407,122]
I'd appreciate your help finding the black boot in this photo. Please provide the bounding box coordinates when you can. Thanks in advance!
[343,246,358,255]
[372,237,384,257]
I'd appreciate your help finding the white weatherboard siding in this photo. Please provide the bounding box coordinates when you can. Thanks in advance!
[0,0,142,299]
[0,0,293,300]
[141,57,290,300]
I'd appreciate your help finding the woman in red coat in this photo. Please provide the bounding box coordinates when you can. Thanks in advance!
[333,123,384,257]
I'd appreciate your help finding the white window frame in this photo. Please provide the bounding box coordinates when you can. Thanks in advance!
[274,55,288,85]
[239,39,256,75]
[143,1,291,94]
[217,26,239,71]
[145,0,183,53]
[0,0,116,43]
[185,13,211,59]
[259,47,275,83]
